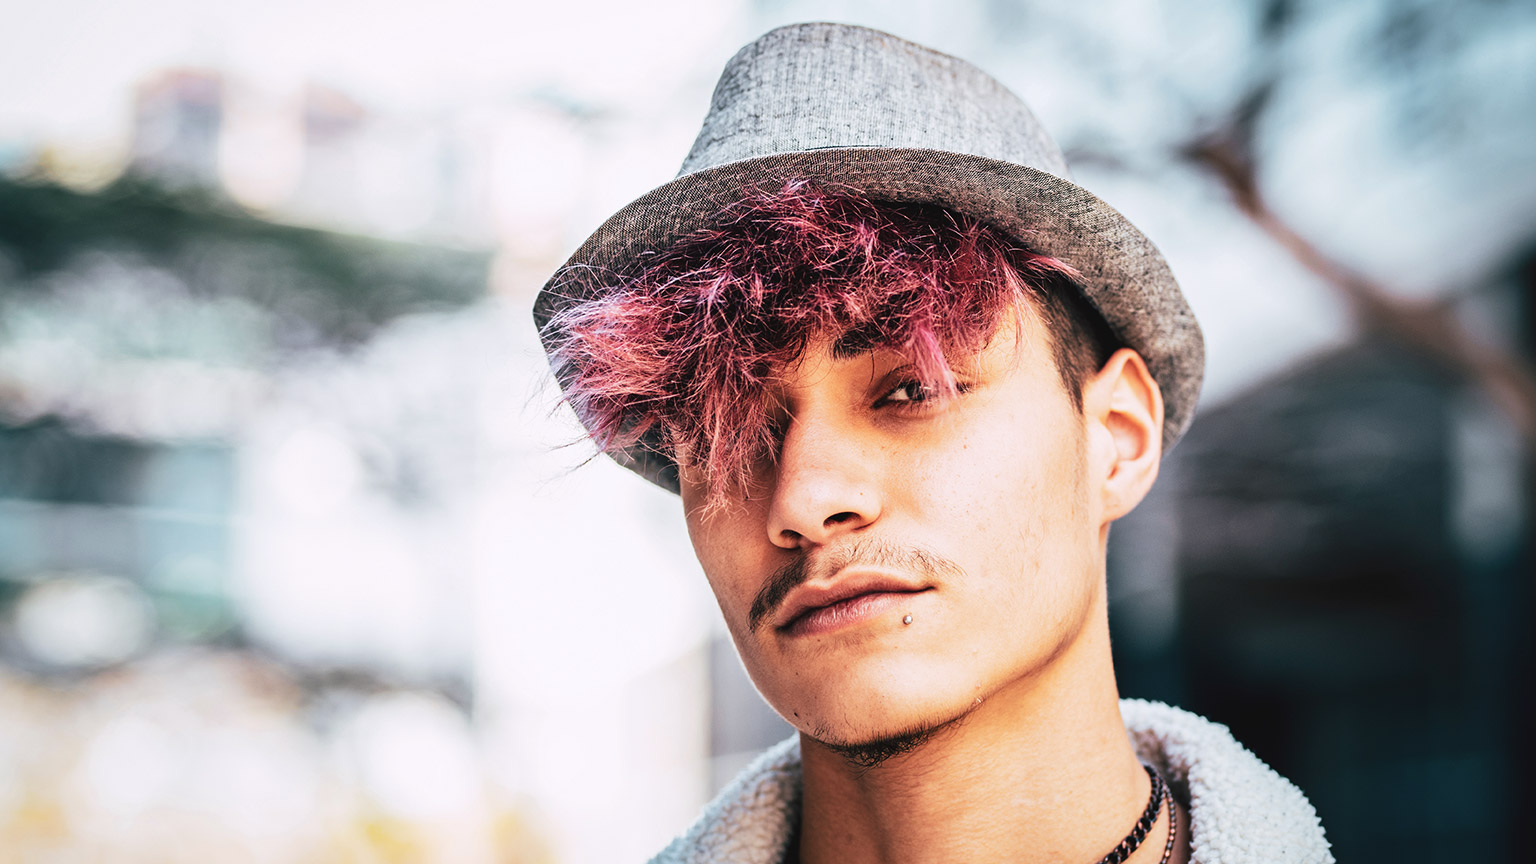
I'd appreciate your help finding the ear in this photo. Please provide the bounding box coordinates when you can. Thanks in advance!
[1081,348,1164,525]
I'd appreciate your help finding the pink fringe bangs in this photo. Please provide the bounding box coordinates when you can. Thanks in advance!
[546,181,1078,502]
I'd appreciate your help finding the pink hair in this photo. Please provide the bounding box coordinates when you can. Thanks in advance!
[547,181,1078,502]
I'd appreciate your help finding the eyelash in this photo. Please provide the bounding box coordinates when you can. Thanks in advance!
[875,379,971,412]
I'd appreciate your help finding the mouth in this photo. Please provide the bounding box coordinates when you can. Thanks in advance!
[775,573,934,638]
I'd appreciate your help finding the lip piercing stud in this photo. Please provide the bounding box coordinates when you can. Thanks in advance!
[903,614,913,625]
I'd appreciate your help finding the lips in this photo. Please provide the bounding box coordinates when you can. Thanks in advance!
[775,571,932,636]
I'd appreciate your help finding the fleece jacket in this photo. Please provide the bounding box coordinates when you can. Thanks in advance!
[649,699,1333,864]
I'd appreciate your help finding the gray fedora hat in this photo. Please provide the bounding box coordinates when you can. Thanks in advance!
[536,21,1203,492]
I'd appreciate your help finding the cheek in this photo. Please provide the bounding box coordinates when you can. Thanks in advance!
[899,401,1069,531]
[683,503,767,629]
[898,392,1092,592]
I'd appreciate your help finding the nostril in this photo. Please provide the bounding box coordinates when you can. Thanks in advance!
[824,511,859,528]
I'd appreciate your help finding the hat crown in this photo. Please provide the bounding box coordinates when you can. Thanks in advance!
[680,23,1071,180]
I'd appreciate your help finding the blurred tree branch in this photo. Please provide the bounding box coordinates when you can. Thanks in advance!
[1184,124,1536,451]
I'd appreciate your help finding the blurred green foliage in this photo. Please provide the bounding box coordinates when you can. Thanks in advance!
[0,174,490,352]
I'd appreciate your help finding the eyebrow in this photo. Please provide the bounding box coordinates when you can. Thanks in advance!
[830,324,882,360]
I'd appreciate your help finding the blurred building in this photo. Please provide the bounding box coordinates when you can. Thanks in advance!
[0,420,233,667]
[290,83,371,226]
[130,71,225,191]
[0,169,534,859]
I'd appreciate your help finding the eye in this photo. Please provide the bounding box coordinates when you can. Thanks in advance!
[874,375,972,413]
[882,380,934,404]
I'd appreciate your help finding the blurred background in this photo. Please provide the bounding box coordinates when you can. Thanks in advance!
[0,0,1531,861]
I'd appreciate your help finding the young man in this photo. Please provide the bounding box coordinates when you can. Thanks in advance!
[535,23,1332,864]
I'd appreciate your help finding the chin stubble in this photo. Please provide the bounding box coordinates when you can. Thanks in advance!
[812,697,980,770]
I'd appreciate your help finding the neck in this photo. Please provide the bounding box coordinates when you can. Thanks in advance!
[796,594,1160,864]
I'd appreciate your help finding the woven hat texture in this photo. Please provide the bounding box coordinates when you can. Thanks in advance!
[535,22,1205,492]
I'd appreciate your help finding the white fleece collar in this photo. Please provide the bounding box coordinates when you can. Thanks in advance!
[649,699,1333,864]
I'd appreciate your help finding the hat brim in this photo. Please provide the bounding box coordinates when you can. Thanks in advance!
[534,147,1204,493]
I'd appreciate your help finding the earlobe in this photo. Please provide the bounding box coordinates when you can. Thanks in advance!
[1083,348,1164,523]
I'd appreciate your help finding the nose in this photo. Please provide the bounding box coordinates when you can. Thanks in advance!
[764,417,882,550]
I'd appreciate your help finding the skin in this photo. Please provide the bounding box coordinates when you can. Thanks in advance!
[678,303,1189,864]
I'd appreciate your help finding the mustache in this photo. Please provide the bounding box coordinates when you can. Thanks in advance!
[747,539,964,633]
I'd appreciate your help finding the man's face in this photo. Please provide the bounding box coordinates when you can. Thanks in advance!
[678,303,1110,747]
